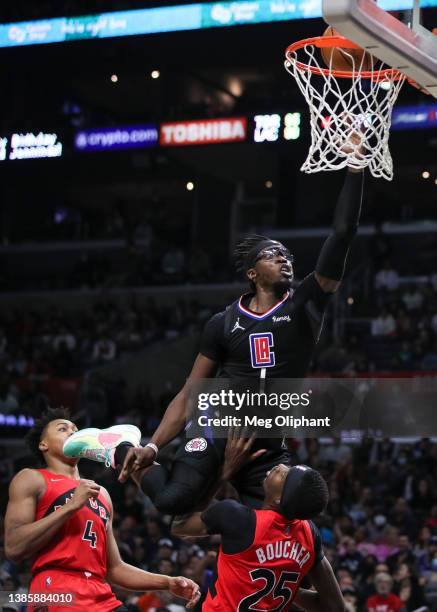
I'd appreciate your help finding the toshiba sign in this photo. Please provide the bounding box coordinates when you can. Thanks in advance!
[160,118,247,146]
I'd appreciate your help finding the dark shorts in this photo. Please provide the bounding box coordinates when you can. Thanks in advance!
[174,434,290,507]
[142,429,290,513]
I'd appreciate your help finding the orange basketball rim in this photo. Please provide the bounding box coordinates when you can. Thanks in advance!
[285,34,430,92]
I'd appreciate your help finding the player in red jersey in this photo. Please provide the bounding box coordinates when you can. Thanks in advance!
[366,572,406,612]
[172,433,346,612]
[4,407,201,612]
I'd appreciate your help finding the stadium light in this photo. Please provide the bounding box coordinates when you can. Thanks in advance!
[111,74,119,83]
[151,70,160,79]
[422,170,430,179]
[186,181,194,191]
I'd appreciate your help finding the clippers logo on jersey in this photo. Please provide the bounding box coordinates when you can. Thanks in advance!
[250,333,275,368]
[185,437,207,452]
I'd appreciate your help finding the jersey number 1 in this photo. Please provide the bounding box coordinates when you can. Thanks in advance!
[238,569,300,611]
[82,520,97,548]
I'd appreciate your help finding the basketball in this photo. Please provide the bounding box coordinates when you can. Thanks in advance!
[321,26,375,71]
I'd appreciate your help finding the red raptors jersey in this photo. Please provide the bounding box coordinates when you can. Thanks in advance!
[32,469,110,579]
[366,593,404,611]
[203,510,316,611]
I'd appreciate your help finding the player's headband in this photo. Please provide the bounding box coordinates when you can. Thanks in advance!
[244,239,291,270]
[279,465,310,520]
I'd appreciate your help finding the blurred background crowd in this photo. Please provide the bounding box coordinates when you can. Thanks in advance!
[1,0,437,610]
[1,437,437,611]
[1,254,437,428]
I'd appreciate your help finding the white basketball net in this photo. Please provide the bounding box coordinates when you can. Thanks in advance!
[285,41,406,181]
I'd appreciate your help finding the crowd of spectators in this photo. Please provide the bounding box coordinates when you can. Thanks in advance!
[1,225,437,609]
[7,199,188,246]
[0,297,220,420]
[369,263,437,371]
[1,199,230,290]
[2,2,437,607]
[1,437,437,611]
[314,260,437,374]
[1,264,437,424]
[0,245,218,293]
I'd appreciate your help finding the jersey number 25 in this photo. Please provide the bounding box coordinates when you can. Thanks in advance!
[238,569,300,611]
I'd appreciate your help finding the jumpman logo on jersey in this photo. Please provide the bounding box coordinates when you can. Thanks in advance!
[231,317,246,333]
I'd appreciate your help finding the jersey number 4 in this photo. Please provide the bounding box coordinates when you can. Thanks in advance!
[82,520,97,548]
[238,569,300,611]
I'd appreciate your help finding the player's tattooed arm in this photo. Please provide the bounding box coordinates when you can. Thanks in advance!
[4,469,98,563]
[119,353,217,482]
[294,557,346,612]
[103,492,201,608]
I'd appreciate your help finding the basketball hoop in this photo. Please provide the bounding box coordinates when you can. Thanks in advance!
[284,35,409,181]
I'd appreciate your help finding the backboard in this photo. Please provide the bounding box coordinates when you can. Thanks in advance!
[322,0,437,97]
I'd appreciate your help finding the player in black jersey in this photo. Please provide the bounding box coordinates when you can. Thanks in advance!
[66,166,364,514]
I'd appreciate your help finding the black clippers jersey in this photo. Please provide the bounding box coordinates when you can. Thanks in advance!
[200,273,331,378]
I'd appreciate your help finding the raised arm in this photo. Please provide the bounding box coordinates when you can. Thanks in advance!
[315,168,364,293]
[294,557,346,612]
[119,353,217,481]
[5,469,100,563]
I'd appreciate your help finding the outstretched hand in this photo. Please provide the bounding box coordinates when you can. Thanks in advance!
[168,576,201,609]
[118,446,156,483]
[338,113,367,159]
[222,427,267,481]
